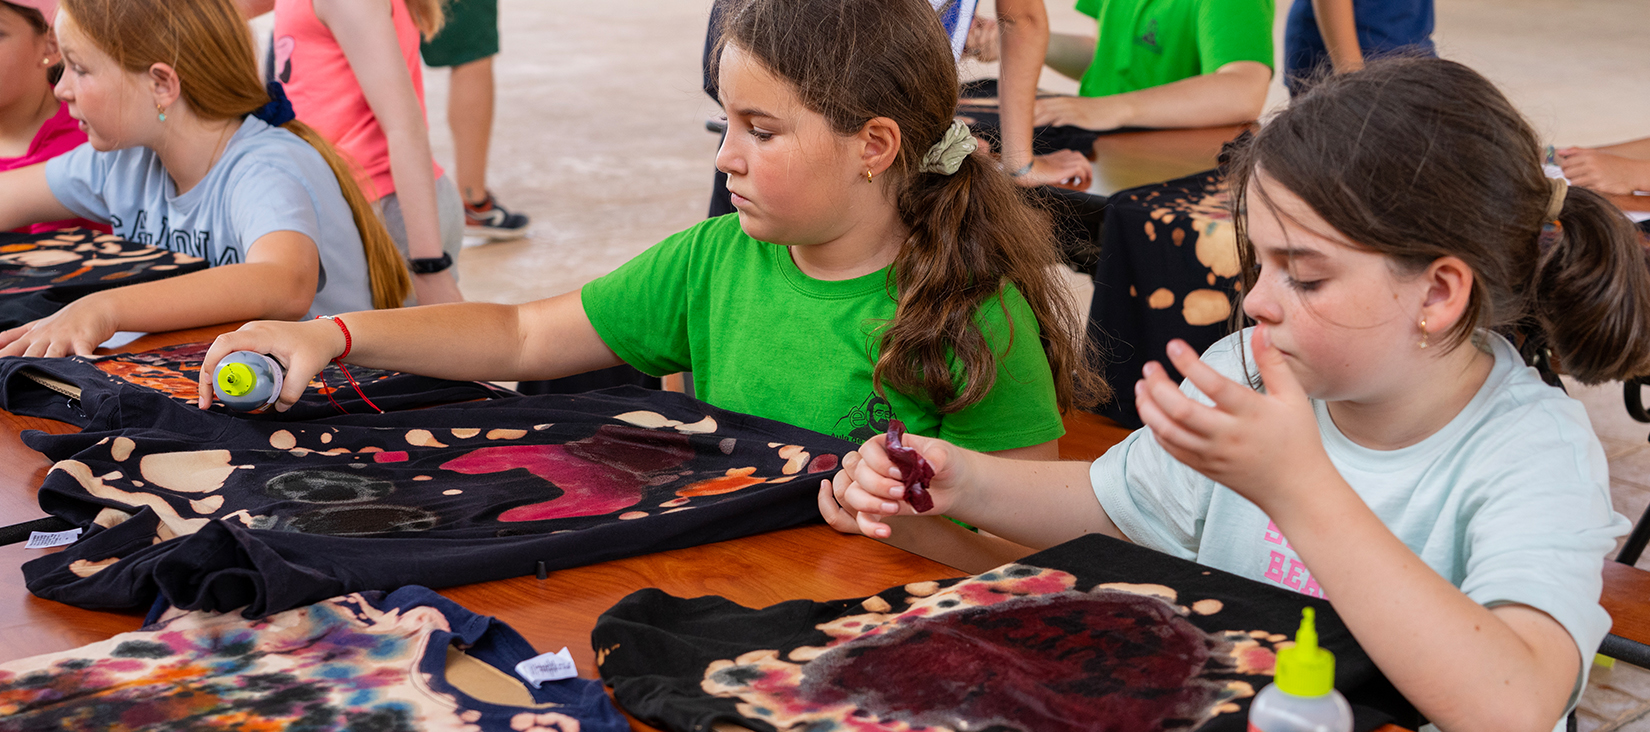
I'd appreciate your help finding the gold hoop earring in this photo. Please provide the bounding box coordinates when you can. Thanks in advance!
[865,170,874,184]
[1418,317,1429,349]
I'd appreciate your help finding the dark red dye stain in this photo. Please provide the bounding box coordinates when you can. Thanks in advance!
[442,425,696,521]
[883,420,934,513]
[799,590,1228,731]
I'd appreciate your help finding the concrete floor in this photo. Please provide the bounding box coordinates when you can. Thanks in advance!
[410,0,1650,728]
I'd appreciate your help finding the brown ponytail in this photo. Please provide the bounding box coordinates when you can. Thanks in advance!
[1226,56,1650,384]
[718,0,1103,412]
[59,0,411,310]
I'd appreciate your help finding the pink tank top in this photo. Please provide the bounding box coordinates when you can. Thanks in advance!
[272,0,442,201]
[3,104,109,234]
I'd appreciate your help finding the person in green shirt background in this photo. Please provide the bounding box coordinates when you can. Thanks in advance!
[1035,0,1275,131]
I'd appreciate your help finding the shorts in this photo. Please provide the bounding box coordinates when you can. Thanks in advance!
[376,173,465,305]
[420,0,499,68]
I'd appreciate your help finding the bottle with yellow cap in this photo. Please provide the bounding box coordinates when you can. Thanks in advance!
[1248,607,1353,732]
[212,351,284,413]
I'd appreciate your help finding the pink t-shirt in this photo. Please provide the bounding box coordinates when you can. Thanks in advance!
[3,104,109,234]
[272,0,442,201]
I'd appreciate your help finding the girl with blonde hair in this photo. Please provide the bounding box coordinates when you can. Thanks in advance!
[0,0,410,357]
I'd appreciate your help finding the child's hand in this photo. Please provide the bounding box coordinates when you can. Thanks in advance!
[1134,328,1335,509]
[197,318,346,412]
[1033,96,1127,132]
[1556,147,1650,196]
[0,299,118,358]
[817,433,964,538]
[962,16,1000,62]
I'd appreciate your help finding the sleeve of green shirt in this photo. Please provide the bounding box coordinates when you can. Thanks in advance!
[1196,0,1276,73]
[938,285,1067,452]
[580,222,705,378]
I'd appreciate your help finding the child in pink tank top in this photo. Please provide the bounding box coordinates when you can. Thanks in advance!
[0,0,105,234]
[261,0,463,305]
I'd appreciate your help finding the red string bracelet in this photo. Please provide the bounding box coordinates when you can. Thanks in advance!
[316,315,383,414]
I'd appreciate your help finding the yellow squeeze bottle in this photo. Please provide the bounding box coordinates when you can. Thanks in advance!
[1248,608,1353,732]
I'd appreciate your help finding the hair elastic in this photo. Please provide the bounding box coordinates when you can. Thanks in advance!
[917,120,977,176]
[252,81,296,127]
[1543,177,1568,222]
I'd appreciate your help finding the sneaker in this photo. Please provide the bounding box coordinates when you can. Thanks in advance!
[463,192,530,241]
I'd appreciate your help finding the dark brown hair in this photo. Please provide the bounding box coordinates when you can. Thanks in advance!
[1227,56,1650,384]
[1,1,62,84]
[716,0,1102,412]
[61,0,411,309]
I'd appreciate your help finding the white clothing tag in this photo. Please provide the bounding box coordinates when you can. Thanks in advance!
[97,331,146,350]
[514,647,577,688]
[25,528,82,549]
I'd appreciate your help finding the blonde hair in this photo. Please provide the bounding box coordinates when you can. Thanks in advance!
[405,0,446,40]
[60,0,411,310]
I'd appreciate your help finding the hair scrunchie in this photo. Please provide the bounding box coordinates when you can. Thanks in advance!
[252,81,296,127]
[917,119,978,176]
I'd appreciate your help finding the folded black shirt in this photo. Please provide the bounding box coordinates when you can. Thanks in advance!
[0,229,209,330]
[7,378,849,617]
[595,533,1413,732]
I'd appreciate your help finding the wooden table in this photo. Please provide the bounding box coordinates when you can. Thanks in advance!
[8,126,1633,730]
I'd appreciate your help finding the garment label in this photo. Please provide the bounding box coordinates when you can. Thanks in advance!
[24,528,82,549]
[514,647,577,688]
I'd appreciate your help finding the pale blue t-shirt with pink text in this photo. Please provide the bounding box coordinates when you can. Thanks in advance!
[1091,328,1627,712]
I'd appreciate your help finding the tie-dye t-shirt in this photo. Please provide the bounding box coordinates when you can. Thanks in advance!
[0,586,627,732]
[1087,169,1241,427]
[0,229,207,331]
[594,533,1412,732]
[0,359,849,615]
[0,340,512,427]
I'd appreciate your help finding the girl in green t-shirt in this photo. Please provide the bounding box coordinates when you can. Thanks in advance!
[202,0,1100,457]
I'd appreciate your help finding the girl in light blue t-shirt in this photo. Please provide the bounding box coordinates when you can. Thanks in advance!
[830,57,1648,730]
[0,0,410,358]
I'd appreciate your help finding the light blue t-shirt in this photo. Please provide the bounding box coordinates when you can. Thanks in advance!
[45,117,372,318]
[1092,328,1628,713]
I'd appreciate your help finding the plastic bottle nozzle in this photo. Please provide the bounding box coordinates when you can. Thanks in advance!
[211,351,284,412]
[217,362,258,397]
[1275,606,1336,698]
[1296,606,1319,654]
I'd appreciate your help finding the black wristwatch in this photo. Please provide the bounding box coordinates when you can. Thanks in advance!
[409,252,453,274]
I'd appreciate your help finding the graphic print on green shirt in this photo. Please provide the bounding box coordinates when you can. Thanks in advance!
[581,214,1064,453]
[1073,0,1274,98]
[834,392,897,444]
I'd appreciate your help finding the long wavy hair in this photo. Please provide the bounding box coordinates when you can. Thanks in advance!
[717,0,1103,413]
[60,0,411,310]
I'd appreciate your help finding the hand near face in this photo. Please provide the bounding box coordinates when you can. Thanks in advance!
[1134,329,1336,509]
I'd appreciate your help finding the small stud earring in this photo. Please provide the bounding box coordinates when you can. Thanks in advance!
[1418,316,1429,349]
[41,57,51,66]
[157,104,166,122]
[865,170,874,184]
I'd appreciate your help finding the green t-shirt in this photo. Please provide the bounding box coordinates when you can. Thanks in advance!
[1072,0,1274,98]
[582,215,1065,452]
